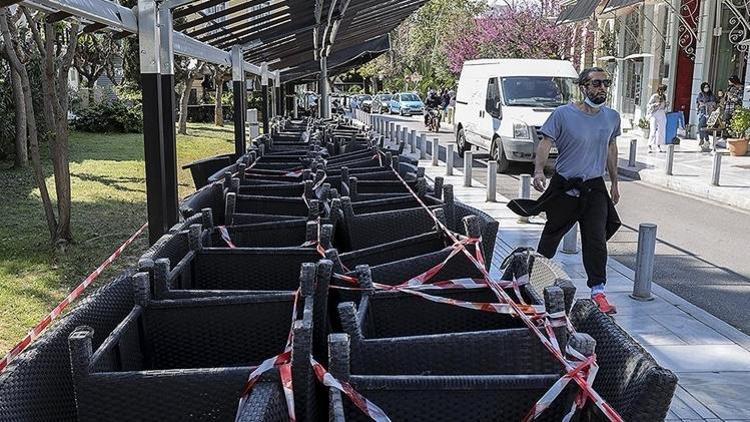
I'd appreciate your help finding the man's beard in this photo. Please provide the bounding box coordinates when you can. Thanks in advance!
[588,93,607,105]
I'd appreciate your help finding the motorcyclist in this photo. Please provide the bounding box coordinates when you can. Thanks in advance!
[424,89,441,125]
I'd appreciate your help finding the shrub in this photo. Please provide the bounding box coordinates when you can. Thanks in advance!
[72,99,143,133]
[729,107,750,139]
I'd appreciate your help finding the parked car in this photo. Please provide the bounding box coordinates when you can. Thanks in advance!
[372,93,394,113]
[454,58,578,172]
[358,94,373,112]
[389,92,424,116]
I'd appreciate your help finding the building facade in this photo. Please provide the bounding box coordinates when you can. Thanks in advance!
[562,0,750,135]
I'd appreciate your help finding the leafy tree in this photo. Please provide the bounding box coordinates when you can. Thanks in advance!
[1,7,79,244]
[357,0,485,94]
[74,33,122,104]
[445,1,578,74]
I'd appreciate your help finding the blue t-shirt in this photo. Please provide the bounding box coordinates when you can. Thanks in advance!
[539,103,621,182]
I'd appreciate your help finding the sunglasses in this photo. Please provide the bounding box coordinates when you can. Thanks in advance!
[585,79,612,88]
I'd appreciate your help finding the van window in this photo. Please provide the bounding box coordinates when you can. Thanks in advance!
[485,78,501,116]
[501,77,579,107]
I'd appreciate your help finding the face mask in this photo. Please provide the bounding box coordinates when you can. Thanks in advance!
[703,88,710,93]
[584,96,605,109]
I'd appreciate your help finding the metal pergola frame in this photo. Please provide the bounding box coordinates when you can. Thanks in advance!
[2,0,429,243]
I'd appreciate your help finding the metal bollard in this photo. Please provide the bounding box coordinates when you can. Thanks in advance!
[401,127,409,145]
[446,144,454,176]
[487,161,497,202]
[711,152,722,186]
[419,133,427,159]
[409,129,417,153]
[561,223,579,254]
[665,144,675,175]
[628,139,637,167]
[432,138,440,166]
[463,151,473,187]
[518,174,531,223]
[395,125,401,142]
[631,223,657,301]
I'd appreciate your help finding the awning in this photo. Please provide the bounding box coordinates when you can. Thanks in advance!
[556,0,601,24]
[601,0,642,14]
[281,34,391,82]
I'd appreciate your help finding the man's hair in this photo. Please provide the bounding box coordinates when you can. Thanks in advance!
[578,67,606,86]
[729,75,742,85]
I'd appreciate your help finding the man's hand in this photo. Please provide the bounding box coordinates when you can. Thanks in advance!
[610,183,620,205]
[533,172,547,192]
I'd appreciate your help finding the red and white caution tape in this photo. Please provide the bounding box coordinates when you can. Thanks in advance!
[381,152,624,422]
[311,356,391,422]
[217,225,237,248]
[0,223,148,374]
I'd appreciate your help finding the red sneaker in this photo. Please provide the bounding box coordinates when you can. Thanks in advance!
[592,293,617,315]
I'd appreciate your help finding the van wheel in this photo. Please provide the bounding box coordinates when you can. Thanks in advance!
[491,139,510,173]
[456,128,469,157]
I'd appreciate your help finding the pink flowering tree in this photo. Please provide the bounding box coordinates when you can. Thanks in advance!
[446,1,579,75]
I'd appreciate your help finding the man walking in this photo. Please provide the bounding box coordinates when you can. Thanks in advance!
[508,67,622,314]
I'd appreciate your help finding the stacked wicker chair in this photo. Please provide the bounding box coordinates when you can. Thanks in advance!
[0,115,677,421]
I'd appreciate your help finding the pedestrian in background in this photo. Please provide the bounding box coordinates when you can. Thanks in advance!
[507,67,622,315]
[647,84,668,153]
[722,75,744,141]
[696,82,716,150]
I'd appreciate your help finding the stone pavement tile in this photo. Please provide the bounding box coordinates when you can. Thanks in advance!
[603,292,685,316]
[608,314,688,346]
[651,314,734,345]
[668,384,720,420]
[571,276,633,293]
[642,344,750,372]
[679,372,750,420]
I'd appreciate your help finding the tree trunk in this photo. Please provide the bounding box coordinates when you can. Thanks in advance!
[214,80,223,126]
[178,78,192,135]
[87,79,96,105]
[10,66,28,168]
[0,11,58,239]
[47,20,77,243]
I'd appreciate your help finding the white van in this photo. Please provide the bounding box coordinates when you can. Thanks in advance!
[454,59,580,172]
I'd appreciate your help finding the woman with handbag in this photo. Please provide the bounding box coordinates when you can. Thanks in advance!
[647,84,668,153]
[696,82,716,150]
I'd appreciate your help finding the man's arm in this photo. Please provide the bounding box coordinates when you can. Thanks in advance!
[532,136,553,192]
[607,140,620,204]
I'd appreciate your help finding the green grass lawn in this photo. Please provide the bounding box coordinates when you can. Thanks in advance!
[0,123,235,352]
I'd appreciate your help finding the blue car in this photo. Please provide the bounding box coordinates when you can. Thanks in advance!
[389,92,424,116]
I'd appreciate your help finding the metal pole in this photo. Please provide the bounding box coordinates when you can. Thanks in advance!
[432,138,440,166]
[562,223,579,254]
[139,0,167,244]
[711,152,722,186]
[487,161,497,202]
[231,45,246,157]
[631,223,657,301]
[260,62,269,134]
[159,7,178,229]
[395,124,401,144]
[665,144,675,175]
[463,151,473,187]
[518,174,531,223]
[274,70,282,117]
[401,127,408,144]
[628,139,637,167]
[409,129,417,153]
[320,56,329,118]
[446,144,454,176]
[419,133,427,159]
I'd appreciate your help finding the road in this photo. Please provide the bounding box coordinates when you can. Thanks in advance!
[371,112,750,334]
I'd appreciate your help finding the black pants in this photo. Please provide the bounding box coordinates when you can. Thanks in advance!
[537,190,609,288]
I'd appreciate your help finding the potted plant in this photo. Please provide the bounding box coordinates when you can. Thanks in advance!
[728,108,750,156]
[637,117,650,138]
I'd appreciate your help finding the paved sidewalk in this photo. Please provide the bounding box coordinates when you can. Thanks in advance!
[364,121,750,420]
[616,131,750,211]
